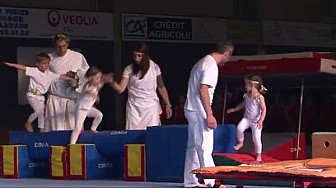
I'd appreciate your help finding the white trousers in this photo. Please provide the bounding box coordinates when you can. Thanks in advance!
[27,96,45,129]
[69,107,103,144]
[45,95,76,132]
[237,118,262,154]
[184,109,215,188]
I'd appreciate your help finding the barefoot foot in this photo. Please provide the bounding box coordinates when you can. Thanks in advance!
[90,130,98,133]
[234,142,244,151]
[24,122,33,132]
[256,154,262,162]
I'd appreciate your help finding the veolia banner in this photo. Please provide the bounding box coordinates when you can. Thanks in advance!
[0,7,113,40]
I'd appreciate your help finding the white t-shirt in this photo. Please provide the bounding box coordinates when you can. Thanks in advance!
[185,55,218,112]
[122,60,161,107]
[25,67,60,101]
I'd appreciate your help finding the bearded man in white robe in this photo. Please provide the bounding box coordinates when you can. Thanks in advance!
[44,33,90,131]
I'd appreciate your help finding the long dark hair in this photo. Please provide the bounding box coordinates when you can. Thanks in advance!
[132,43,150,79]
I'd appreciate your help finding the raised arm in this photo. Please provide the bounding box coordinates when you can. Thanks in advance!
[200,84,217,129]
[157,75,172,119]
[59,74,75,81]
[110,77,129,94]
[4,62,27,71]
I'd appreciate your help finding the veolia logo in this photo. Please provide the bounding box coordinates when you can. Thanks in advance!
[47,9,98,27]
[98,163,113,169]
[34,142,49,148]
[47,10,61,27]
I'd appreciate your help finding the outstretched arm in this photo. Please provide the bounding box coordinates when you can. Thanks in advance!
[227,101,245,114]
[110,77,129,94]
[59,74,75,81]
[157,75,172,119]
[4,62,27,71]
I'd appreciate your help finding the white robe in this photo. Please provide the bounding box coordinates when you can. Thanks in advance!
[123,60,162,130]
[45,49,90,131]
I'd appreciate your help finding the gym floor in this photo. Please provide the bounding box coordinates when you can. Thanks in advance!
[0,178,184,188]
[0,178,289,188]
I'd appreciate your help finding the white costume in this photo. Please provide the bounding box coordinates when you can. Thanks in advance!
[236,94,263,154]
[45,49,90,131]
[122,60,162,130]
[70,83,103,144]
[184,55,218,188]
[25,67,60,129]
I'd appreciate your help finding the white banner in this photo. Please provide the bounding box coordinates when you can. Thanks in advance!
[263,21,336,47]
[0,7,113,40]
[122,13,227,43]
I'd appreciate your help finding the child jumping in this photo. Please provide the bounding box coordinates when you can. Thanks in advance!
[4,53,74,132]
[227,74,267,161]
[69,66,112,144]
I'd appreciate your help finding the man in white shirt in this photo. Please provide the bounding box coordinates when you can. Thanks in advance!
[45,33,90,131]
[184,41,234,188]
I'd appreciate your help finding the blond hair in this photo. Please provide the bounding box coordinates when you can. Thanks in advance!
[245,74,267,95]
[85,66,102,78]
[36,53,51,63]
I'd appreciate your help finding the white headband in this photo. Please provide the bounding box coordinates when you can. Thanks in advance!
[248,80,267,92]
[248,80,260,84]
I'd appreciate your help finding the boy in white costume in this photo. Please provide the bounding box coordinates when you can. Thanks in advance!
[227,75,267,162]
[69,66,113,144]
[184,42,233,188]
[45,33,90,131]
[4,53,74,132]
[110,43,172,130]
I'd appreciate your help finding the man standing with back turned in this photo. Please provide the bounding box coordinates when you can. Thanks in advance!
[184,41,234,188]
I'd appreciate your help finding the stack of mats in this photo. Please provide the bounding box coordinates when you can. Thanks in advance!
[124,144,146,181]
[192,158,336,179]
[50,146,67,179]
[146,124,237,182]
[193,158,336,187]
[0,145,48,178]
[67,144,113,180]
[78,130,147,178]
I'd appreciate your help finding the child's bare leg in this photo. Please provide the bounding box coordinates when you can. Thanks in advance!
[256,153,262,161]
[24,122,33,132]
[234,141,244,151]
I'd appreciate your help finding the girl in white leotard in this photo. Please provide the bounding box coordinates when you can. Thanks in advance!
[227,75,267,161]
[69,66,112,144]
